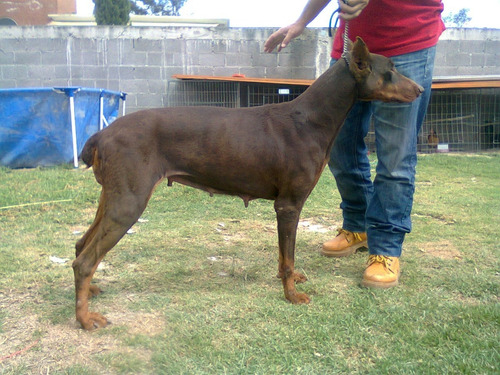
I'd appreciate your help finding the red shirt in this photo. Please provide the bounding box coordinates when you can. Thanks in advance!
[332,0,445,58]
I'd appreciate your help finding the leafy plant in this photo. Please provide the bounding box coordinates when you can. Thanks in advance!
[129,0,187,16]
[93,0,131,25]
[443,8,472,28]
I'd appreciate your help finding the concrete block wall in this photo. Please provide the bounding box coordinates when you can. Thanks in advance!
[0,26,498,114]
[433,28,500,77]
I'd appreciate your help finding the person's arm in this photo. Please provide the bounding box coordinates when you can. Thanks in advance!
[263,0,370,53]
[264,0,331,53]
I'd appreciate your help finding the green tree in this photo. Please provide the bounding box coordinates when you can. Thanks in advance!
[129,0,187,16]
[94,0,131,25]
[443,8,472,28]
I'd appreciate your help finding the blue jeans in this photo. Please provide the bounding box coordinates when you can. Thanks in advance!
[329,46,436,257]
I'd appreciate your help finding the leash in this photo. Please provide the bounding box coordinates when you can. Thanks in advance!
[328,1,350,59]
[342,19,349,57]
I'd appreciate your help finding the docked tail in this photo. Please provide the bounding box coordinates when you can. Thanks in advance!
[81,133,99,167]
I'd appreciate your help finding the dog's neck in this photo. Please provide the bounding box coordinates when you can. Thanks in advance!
[294,58,357,131]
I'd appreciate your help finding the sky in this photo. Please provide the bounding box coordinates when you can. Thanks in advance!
[76,0,499,29]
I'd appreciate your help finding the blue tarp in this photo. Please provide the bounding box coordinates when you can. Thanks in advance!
[0,87,125,168]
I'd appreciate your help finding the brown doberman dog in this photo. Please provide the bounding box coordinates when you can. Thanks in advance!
[73,37,423,330]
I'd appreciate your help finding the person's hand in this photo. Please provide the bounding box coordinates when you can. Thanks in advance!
[264,22,307,53]
[338,0,369,20]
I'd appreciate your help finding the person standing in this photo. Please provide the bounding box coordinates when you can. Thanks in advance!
[264,0,444,288]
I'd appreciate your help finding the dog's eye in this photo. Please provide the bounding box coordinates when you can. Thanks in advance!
[383,71,393,82]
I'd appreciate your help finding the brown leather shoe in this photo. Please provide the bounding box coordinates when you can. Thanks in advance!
[361,255,400,289]
[321,228,368,257]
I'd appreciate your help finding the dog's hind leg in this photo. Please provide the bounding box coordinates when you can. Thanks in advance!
[73,186,153,330]
[274,197,310,304]
[75,191,105,258]
[75,192,106,298]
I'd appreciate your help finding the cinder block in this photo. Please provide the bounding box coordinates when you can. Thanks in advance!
[213,67,239,77]
[54,66,71,79]
[238,66,267,78]
[147,52,163,66]
[95,79,110,89]
[119,79,148,95]
[240,40,261,56]
[106,40,122,64]
[252,53,278,68]
[119,66,137,80]
[146,79,165,94]
[164,39,184,53]
[211,40,227,53]
[133,39,163,52]
[459,40,485,54]
[15,51,41,65]
[2,65,28,79]
[169,52,199,67]
[0,39,22,52]
[186,39,212,53]
[35,38,66,52]
[41,51,67,65]
[27,65,55,79]
[79,51,98,66]
[136,92,164,108]
[278,53,315,68]
[266,66,295,79]
[0,51,15,64]
[105,79,120,92]
[189,66,215,76]
[470,53,485,67]
[225,40,241,54]
[484,54,500,68]
[446,53,471,67]
[484,40,500,55]
[127,51,148,66]
[83,65,108,80]
[69,66,85,79]
[456,66,489,76]
[198,53,226,67]
[74,38,98,52]
[225,53,252,67]
[0,79,17,88]
[107,65,120,80]
[16,79,42,87]
[433,66,458,77]
[133,66,162,80]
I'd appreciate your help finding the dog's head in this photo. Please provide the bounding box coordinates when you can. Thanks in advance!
[348,37,424,103]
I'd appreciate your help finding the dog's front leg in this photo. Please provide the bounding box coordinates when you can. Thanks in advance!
[274,199,310,304]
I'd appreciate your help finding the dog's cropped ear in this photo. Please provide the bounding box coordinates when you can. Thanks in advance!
[349,37,372,78]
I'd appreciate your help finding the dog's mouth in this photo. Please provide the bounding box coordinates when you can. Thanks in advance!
[389,84,424,103]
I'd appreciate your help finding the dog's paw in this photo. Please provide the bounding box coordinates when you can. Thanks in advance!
[79,312,109,331]
[288,292,311,305]
[88,285,103,298]
[293,272,308,284]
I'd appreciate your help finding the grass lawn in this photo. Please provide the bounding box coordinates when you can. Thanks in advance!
[0,153,499,374]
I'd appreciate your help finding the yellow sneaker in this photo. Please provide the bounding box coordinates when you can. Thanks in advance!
[321,228,367,257]
[361,255,400,289]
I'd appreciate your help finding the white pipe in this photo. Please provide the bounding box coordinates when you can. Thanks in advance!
[99,93,104,130]
[69,94,78,168]
[121,92,127,116]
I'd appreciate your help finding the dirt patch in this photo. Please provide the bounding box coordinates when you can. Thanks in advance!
[419,240,462,260]
[0,290,164,374]
[298,218,337,233]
